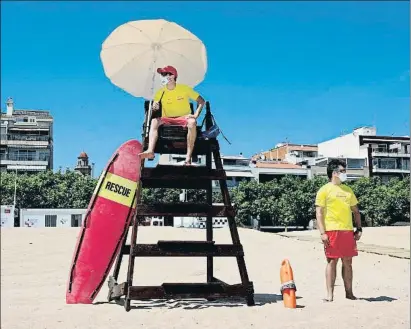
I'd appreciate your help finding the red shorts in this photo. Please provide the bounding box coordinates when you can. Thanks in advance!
[324,230,358,259]
[160,116,189,127]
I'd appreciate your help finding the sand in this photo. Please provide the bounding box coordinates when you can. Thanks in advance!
[1,226,410,329]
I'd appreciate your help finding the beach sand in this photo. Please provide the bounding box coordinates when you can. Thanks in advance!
[1,226,409,329]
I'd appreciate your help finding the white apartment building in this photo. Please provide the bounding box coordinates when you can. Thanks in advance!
[317,126,410,182]
[1,97,53,173]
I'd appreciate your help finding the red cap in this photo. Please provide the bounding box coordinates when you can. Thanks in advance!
[157,65,178,77]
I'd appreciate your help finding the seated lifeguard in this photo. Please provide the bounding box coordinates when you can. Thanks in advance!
[139,65,205,165]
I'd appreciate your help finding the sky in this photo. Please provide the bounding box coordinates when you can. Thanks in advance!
[1,1,409,175]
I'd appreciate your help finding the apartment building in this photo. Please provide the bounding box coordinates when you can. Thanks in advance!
[250,161,309,182]
[0,97,53,173]
[251,136,369,181]
[359,134,410,181]
[318,126,410,182]
[253,143,318,164]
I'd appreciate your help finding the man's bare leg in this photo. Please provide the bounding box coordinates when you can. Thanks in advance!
[325,258,338,302]
[139,118,160,159]
[185,118,197,163]
[342,257,356,300]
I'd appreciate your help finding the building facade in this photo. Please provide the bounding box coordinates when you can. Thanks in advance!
[359,135,410,182]
[252,143,318,164]
[251,161,309,182]
[317,126,410,182]
[1,97,53,173]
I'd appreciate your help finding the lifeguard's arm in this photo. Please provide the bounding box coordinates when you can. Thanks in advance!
[187,87,205,119]
[152,89,162,110]
[351,205,362,229]
[315,206,326,235]
[315,189,327,235]
[350,192,362,229]
[194,95,205,118]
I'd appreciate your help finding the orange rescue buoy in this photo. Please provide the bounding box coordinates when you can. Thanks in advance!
[280,259,297,308]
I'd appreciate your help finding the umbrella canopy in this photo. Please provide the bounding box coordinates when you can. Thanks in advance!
[100,19,207,100]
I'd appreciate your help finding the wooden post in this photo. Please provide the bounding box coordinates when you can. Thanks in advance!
[205,101,213,283]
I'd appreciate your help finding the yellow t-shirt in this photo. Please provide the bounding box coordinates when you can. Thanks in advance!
[315,182,358,231]
[154,84,200,118]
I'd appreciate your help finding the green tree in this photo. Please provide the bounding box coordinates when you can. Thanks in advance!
[0,170,98,209]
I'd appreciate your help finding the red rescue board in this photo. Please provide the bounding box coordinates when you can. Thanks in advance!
[66,139,142,304]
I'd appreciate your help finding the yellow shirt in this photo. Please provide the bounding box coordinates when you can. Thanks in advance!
[154,84,200,118]
[315,182,358,231]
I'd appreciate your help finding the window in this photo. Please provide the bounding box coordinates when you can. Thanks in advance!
[45,215,57,227]
[346,158,364,169]
[375,144,388,153]
[71,214,82,227]
[8,149,38,161]
[0,149,6,160]
[379,159,396,169]
[39,150,50,161]
[302,151,317,158]
[223,159,237,166]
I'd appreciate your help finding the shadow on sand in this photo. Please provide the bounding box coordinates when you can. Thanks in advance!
[359,296,397,302]
[94,293,305,310]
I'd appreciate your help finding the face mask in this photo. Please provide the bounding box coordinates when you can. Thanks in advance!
[338,172,347,182]
[160,76,169,86]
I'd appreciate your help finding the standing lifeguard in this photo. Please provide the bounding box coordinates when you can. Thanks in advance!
[315,159,363,302]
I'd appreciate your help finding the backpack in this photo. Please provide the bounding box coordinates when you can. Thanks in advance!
[199,113,231,144]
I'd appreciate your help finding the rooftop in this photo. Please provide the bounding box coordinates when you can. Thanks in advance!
[254,161,303,169]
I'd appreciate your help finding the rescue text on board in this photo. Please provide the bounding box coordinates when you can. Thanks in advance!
[105,181,131,197]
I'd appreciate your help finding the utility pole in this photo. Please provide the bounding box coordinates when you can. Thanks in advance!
[13,168,17,207]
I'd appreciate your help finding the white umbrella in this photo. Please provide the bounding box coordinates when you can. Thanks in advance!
[100,19,207,100]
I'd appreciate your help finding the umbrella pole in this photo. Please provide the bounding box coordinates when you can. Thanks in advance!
[144,69,157,138]
[145,101,153,138]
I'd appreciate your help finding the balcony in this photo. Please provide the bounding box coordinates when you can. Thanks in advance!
[0,134,50,147]
[372,159,410,174]
[371,146,410,158]
[1,153,49,167]
[373,167,410,174]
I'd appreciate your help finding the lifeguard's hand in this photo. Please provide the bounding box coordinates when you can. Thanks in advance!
[321,233,330,247]
[186,114,197,120]
[152,102,159,110]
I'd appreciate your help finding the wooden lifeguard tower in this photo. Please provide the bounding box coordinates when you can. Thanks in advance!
[107,101,255,311]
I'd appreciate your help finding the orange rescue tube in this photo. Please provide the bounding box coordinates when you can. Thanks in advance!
[280,259,297,308]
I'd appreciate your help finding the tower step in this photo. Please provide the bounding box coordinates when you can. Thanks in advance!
[120,241,244,257]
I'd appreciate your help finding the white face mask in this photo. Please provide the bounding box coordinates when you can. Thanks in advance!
[160,76,169,86]
[338,172,347,182]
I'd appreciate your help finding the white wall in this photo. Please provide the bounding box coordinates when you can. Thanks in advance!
[20,208,87,228]
[318,127,376,158]
[1,205,15,228]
